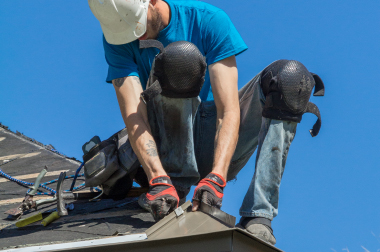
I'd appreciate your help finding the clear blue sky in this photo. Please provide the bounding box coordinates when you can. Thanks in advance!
[1,1,379,251]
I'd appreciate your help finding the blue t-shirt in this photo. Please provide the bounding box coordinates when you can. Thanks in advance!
[103,0,248,101]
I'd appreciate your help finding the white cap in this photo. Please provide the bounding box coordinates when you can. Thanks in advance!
[88,0,150,45]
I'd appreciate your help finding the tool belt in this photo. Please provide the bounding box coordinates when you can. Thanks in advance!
[82,128,143,200]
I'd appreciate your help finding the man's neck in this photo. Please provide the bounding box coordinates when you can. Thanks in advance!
[155,0,171,28]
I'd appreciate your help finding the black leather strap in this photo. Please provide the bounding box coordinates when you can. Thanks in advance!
[312,73,325,96]
[305,102,322,137]
[140,80,162,104]
[139,39,165,53]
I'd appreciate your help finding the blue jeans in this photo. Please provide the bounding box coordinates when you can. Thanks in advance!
[143,72,297,220]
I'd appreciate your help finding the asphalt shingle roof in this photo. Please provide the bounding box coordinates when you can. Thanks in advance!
[0,123,282,252]
[0,124,154,250]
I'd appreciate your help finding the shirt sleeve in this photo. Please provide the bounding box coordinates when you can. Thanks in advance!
[202,10,248,66]
[103,36,139,83]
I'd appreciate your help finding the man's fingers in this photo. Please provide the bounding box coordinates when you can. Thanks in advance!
[192,200,200,211]
[151,199,173,221]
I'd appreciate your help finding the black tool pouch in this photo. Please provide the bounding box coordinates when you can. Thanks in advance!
[82,128,142,200]
[83,137,119,188]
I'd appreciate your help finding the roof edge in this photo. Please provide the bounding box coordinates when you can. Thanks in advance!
[0,122,81,164]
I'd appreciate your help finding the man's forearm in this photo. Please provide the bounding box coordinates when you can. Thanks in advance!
[208,55,240,181]
[212,110,240,179]
[125,114,166,181]
[113,76,167,181]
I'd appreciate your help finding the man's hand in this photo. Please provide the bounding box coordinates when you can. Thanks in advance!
[142,175,179,221]
[192,173,226,211]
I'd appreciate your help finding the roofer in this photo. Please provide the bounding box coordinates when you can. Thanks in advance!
[88,0,324,245]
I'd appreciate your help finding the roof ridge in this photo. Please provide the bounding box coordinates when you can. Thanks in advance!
[0,122,81,163]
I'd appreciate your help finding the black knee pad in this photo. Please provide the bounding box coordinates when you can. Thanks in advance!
[139,40,206,102]
[260,60,325,136]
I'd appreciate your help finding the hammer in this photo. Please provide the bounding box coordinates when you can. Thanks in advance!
[56,172,68,216]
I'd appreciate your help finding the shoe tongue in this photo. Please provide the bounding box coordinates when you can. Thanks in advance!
[152,176,172,185]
